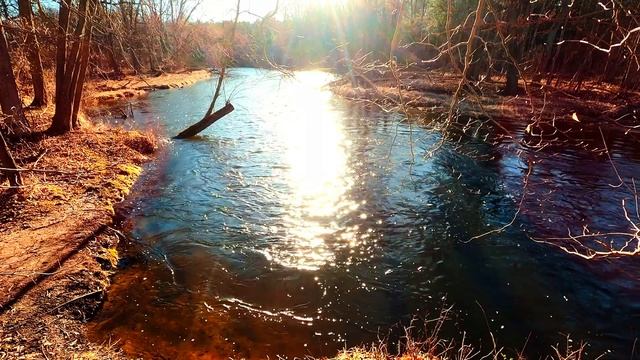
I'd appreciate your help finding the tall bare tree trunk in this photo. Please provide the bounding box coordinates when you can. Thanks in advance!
[18,0,47,107]
[71,8,94,128]
[0,19,27,125]
[50,0,94,134]
[0,21,24,187]
[50,0,71,133]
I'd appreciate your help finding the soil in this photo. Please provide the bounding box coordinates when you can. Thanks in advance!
[0,231,128,360]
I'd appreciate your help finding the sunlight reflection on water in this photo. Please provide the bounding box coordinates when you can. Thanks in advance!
[264,71,358,270]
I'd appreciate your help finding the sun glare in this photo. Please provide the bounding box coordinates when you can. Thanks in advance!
[261,71,358,271]
[278,0,347,18]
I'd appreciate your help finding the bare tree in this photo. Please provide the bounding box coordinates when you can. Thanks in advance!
[50,0,96,134]
[18,0,47,107]
[0,19,26,125]
[175,0,240,138]
[0,20,23,187]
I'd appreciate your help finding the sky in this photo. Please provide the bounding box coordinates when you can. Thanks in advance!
[198,0,278,22]
[198,0,340,22]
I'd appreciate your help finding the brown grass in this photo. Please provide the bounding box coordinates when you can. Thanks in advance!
[331,308,588,360]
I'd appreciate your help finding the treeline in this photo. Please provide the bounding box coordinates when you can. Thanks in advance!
[191,0,639,96]
[246,0,640,94]
[3,0,639,104]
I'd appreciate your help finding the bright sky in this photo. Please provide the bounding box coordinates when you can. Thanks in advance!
[198,0,340,22]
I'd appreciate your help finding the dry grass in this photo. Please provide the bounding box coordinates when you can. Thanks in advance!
[331,310,588,360]
[333,336,587,360]
[332,313,477,360]
[331,69,640,130]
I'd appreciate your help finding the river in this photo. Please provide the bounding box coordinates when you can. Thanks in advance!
[90,68,640,359]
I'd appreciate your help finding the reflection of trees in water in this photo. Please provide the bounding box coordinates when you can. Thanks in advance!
[445,111,640,260]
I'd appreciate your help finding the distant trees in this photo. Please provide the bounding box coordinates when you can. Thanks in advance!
[88,0,203,76]
[1,0,637,135]
[422,0,640,93]
[288,0,639,94]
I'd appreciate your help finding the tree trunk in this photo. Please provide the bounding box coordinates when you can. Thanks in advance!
[0,129,22,187]
[50,0,94,134]
[18,0,48,107]
[0,20,27,125]
[71,10,94,128]
[129,46,143,73]
[107,34,123,76]
[50,0,71,133]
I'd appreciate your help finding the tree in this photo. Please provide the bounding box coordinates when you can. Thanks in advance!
[0,20,23,187]
[18,0,47,107]
[0,127,22,187]
[0,19,27,124]
[174,0,238,139]
[50,0,96,134]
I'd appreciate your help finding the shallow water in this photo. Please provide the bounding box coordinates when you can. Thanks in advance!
[92,68,640,359]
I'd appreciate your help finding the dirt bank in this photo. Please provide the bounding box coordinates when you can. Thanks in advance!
[0,230,129,359]
[0,69,212,359]
[87,69,212,103]
[0,80,159,357]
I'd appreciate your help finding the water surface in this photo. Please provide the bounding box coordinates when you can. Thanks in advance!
[92,68,640,359]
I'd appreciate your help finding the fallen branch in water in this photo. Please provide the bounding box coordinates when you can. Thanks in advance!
[173,0,240,140]
[173,102,235,139]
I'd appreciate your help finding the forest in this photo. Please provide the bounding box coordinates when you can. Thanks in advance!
[1,0,640,359]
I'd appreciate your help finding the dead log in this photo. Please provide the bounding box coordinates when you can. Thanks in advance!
[173,102,234,139]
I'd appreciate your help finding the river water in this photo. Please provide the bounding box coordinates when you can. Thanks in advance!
[91,68,640,359]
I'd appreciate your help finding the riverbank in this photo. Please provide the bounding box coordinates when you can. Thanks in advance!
[87,69,213,104]
[0,70,170,356]
[0,69,215,358]
[331,69,640,139]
